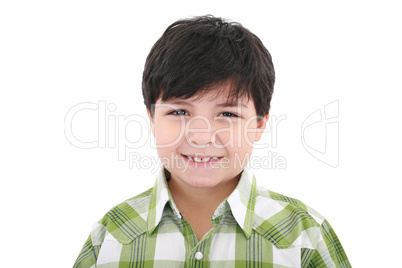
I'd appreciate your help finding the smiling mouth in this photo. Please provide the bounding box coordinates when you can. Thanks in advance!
[181,154,223,163]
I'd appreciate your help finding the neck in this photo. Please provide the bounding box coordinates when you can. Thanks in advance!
[168,175,240,214]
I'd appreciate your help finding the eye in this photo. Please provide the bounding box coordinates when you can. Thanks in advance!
[169,109,189,116]
[219,112,239,117]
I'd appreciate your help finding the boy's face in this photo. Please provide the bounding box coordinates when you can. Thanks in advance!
[147,84,268,190]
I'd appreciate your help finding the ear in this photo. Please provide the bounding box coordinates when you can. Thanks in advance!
[147,108,155,137]
[255,114,269,142]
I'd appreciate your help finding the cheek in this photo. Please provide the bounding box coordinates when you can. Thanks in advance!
[154,120,184,146]
[233,122,258,148]
[210,120,236,149]
[213,123,255,154]
[244,120,259,146]
[212,128,232,147]
[246,131,257,146]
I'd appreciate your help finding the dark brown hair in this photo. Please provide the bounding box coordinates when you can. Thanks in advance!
[142,15,275,119]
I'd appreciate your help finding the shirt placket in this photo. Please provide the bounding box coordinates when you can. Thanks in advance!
[180,219,213,268]
[182,201,228,268]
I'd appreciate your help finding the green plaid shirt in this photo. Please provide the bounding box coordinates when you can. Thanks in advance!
[74,167,351,268]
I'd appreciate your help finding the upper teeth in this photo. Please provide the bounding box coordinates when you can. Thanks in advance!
[187,156,218,162]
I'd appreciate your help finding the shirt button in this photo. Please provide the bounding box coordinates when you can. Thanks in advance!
[194,251,203,260]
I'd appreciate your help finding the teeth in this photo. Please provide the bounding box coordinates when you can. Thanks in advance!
[194,157,210,162]
[186,155,220,162]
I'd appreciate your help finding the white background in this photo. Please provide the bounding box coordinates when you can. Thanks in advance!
[1,1,401,267]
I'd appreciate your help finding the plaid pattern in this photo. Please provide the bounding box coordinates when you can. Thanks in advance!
[74,167,351,267]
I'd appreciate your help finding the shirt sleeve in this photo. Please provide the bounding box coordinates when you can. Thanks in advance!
[73,220,108,268]
[307,219,351,268]
[73,234,98,268]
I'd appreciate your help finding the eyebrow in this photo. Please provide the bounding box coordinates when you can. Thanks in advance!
[161,100,248,109]
[216,102,248,109]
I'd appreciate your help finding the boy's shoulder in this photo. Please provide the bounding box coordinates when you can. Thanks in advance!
[256,185,326,224]
[106,187,154,221]
[251,185,328,249]
[90,187,154,245]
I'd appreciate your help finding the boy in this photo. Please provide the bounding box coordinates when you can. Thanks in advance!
[74,15,351,267]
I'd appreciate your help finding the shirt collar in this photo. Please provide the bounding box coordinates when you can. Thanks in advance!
[226,166,256,239]
[147,168,181,234]
[147,165,257,239]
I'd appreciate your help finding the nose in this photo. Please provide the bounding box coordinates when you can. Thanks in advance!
[186,116,213,148]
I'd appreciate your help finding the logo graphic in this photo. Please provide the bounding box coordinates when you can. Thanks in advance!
[301,100,339,167]
[64,100,288,171]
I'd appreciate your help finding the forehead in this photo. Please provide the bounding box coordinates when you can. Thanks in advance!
[159,97,250,110]
[157,82,252,107]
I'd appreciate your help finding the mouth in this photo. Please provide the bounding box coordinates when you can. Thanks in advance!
[181,154,223,163]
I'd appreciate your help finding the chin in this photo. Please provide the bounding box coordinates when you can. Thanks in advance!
[185,176,221,188]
